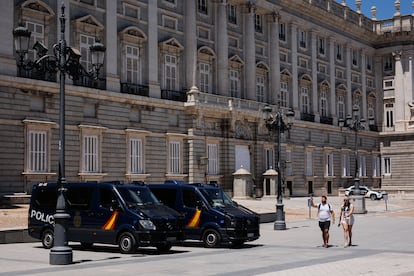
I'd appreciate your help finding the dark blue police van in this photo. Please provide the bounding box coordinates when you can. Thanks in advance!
[28,182,184,253]
[149,181,260,247]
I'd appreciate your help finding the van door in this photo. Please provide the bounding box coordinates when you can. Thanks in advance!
[95,187,122,244]
[182,188,204,238]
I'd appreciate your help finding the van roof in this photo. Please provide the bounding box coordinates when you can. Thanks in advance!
[33,181,146,189]
[158,180,219,189]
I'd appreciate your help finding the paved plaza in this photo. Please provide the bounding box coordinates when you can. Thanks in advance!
[0,197,413,275]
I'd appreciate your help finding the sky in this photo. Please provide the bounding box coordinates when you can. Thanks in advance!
[336,0,413,19]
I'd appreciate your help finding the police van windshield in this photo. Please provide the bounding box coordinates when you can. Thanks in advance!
[200,188,234,208]
[118,187,160,208]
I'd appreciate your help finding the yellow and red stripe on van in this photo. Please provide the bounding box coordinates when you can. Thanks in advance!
[186,209,201,227]
[102,211,119,230]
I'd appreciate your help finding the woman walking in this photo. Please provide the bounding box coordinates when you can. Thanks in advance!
[338,197,355,247]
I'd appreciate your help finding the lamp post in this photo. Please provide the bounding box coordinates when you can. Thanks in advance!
[338,106,372,214]
[13,4,105,265]
[262,103,294,230]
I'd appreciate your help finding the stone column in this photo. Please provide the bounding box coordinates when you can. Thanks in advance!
[217,0,229,95]
[269,12,281,104]
[311,31,319,122]
[346,44,353,115]
[329,37,337,124]
[148,0,160,98]
[291,23,299,112]
[0,0,16,75]
[105,0,120,92]
[244,4,256,100]
[185,0,197,90]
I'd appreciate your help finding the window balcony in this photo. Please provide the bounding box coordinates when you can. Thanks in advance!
[17,66,57,83]
[320,116,333,125]
[301,113,315,122]
[161,89,187,102]
[121,83,149,97]
[73,75,106,90]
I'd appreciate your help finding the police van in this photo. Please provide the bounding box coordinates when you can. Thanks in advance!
[149,181,260,248]
[28,182,184,253]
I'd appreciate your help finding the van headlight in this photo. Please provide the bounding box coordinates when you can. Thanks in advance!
[139,219,156,230]
[225,217,237,227]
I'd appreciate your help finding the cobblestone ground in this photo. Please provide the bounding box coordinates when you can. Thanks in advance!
[0,205,29,229]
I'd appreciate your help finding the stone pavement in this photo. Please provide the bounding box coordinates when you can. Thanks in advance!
[0,208,413,275]
[0,196,414,275]
[1,195,414,244]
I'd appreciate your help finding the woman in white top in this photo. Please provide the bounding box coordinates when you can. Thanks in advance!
[338,197,355,247]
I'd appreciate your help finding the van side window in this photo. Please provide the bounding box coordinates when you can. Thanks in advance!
[100,187,118,209]
[66,187,93,210]
[183,189,199,208]
[151,188,177,208]
[34,188,57,209]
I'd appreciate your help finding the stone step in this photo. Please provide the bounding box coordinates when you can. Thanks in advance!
[0,193,31,205]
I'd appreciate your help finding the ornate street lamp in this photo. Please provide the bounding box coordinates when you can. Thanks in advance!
[262,103,294,230]
[13,4,105,265]
[338,106,367,214]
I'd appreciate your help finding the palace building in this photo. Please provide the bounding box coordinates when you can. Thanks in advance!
[0,0,413,197]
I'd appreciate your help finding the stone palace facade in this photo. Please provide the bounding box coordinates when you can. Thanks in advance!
[0,0,413,197]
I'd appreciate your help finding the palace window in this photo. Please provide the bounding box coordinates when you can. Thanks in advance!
[207,143,218,175]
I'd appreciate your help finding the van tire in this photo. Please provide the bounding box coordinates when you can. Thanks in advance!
[80,242,93,249]
[118,232,136,254]
[231,240,245,248]
[41,229,54,249]
[203,229,221,248]
[156,242,172,252]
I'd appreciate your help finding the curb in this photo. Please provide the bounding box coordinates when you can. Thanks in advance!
[0,228,36,244]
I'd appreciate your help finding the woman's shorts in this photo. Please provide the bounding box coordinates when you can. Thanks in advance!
[341,216,355,225]
[319,220,331,231]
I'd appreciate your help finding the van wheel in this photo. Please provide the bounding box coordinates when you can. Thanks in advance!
[80,242,93,249]
[156,242,172,252]
[203,229,221,248]
[118,232,136,254]
[41,229,54,249]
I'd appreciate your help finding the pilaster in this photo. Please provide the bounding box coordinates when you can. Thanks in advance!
[361,51,367,120]
[269,12,280,104]
[393,51,405,131]
[148,0,160,98]
[105,0,120,92]
[329,37,337,124]
[346,44,352,115]
[0,0,16,76]
[244,4,256,100]
[217,0,229,96]
[291,22,299,113]
[185,0,197,90]
[311,31,319,122]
